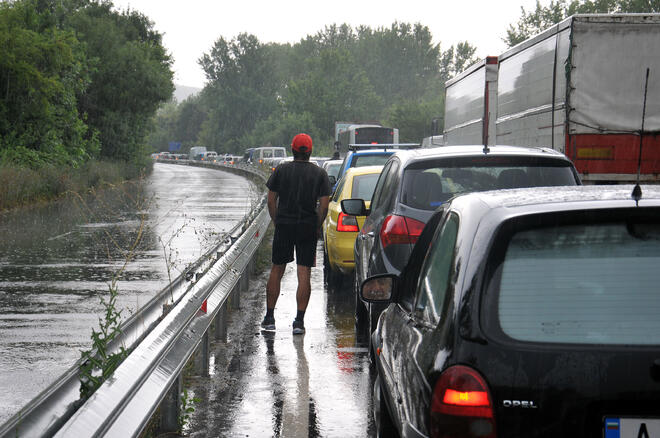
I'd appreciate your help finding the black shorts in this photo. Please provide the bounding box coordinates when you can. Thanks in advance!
[272,223,317,267]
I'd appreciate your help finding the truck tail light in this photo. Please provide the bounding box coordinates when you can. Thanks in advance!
[430,365,496,438]
[379,215,425,248]
[337,212,359,232]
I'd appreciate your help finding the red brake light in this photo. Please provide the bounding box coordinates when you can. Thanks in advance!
[443,389,490,407]
[379,215,425,248]
[337,212,359,232]
[430,365,496,438]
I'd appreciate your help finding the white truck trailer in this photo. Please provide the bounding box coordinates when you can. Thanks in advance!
[445,14,660,183]
[444,56,499,146]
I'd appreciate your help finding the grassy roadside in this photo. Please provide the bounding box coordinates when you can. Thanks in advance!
[0,160,153,212]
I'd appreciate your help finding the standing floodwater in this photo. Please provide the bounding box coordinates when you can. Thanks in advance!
[0,163,259,424]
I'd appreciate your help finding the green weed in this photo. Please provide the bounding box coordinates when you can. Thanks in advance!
[178,389,201,434]
[78,285,129,399]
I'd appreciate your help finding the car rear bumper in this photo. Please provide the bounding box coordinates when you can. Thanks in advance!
[327,232,358,272]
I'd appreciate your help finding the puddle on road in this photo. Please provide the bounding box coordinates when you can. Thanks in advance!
[188,243,376,437]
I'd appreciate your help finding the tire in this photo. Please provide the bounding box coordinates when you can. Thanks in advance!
[323,246,330,283]
[324,244,343,288]
[367,307,379,366]
[354,273,368,330]
[373,375,397,437]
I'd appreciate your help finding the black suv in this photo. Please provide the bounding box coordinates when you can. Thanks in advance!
[343,145,581,336]
[361,185,660,438]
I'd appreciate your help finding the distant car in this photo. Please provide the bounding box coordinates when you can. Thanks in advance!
[205,151,218,162]
[268,156,293,172]
[361,185,660,438]
[222,154,238,165]
[250,146,287,166]
[322,166,383,285]
[343,145,581,338]
[322,159,343,186]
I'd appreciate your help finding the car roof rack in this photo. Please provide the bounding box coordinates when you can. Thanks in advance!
[348,143,419,151]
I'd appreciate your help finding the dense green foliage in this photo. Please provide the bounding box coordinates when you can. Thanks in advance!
[150,23,478,156]
[0,0,173,169]
[505,0,660,46]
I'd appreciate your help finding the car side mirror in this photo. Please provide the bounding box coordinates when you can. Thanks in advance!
[328,175,336,186]
[341,198,368,216]
[360,274,397,303]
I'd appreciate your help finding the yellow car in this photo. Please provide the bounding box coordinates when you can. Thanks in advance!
[323,165,383,283]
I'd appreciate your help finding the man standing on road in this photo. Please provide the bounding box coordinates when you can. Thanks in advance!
[261,133,331,335]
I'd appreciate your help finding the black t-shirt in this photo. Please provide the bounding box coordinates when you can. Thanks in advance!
[266,160,331,225]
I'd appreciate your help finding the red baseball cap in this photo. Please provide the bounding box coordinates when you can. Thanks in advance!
[291,133,313,153]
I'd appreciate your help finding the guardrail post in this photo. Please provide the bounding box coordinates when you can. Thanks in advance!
[214,304,227,342]
[159,375,182,434]
[195,332,210,376]
[229,282,239,311]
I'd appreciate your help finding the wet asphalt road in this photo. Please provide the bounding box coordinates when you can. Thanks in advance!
[0,163,257,424]
[186,241,376,437]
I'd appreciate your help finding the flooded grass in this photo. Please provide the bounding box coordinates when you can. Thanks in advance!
[0,160,152,212]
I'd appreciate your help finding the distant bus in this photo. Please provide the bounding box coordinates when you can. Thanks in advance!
[335,124,399,158]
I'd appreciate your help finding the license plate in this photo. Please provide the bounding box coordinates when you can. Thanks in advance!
[604,417,660,438]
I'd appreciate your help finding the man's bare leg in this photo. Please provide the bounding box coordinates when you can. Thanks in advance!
[296,265,312,311]
[266,264,286,310]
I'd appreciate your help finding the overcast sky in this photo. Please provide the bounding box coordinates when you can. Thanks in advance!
[112,0,543,88]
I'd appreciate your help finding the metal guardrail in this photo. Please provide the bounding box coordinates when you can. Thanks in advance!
[0,161,270,438]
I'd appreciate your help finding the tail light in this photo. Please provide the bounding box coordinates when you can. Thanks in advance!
[380,215,425,248]
[337,212,359,232]
[430,365,496,438]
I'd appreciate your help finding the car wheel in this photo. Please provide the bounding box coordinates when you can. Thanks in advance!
[373,374,397,437]
[354,274,368,332]
[323,246,330,283]
[324,244,344,288]
[365,307,381,366]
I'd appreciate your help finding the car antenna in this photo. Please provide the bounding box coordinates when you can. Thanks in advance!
[632,67,650,206]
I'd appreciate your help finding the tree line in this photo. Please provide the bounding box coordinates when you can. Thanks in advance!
[2,0,657,168]
[0,0,173,170]
[152,0,659,157]
[149,23,478,156]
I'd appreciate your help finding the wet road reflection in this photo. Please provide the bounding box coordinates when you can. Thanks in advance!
[0,163,257,424]
[188,242,375,437]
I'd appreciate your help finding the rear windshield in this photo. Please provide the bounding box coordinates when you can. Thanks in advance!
[493,218,660,345]
[400,156,578,211]
[326,163,341,178]
[355,127,394,144]
[350,153,392,168]
[351,173,380,201]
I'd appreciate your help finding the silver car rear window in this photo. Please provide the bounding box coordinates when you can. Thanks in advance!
[498,222,660,345]
[400,157,577,211]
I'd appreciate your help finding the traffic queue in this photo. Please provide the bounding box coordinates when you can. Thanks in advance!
[155,132,659,438]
